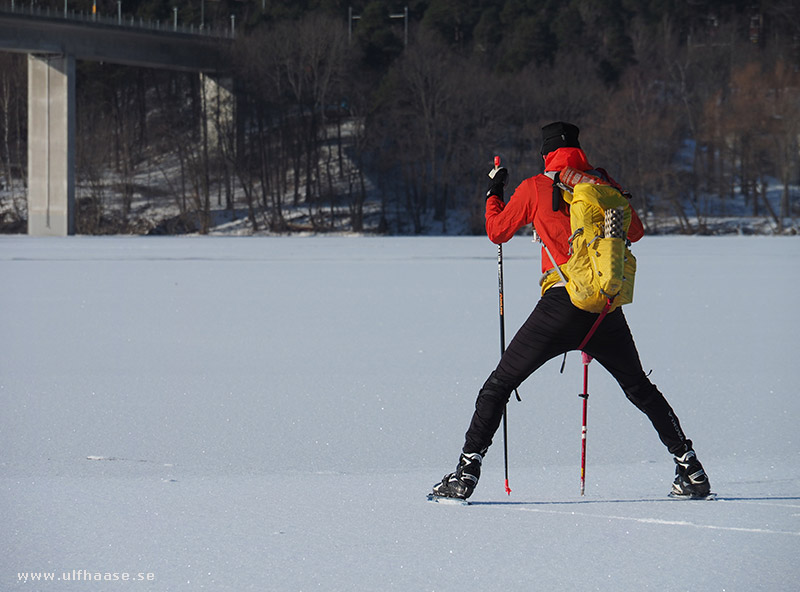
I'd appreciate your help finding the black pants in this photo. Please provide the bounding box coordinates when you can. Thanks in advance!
[463,287,690,457]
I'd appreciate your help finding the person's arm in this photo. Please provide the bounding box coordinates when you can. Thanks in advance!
[628,206,644,242]
[485,179,535,244]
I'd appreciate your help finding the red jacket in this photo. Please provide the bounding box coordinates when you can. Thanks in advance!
[485,147,644,274]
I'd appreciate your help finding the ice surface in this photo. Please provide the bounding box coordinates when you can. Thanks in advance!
[2,235,798,591]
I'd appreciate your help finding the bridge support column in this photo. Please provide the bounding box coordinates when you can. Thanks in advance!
[201,74,238,154]
[27,53,76,236]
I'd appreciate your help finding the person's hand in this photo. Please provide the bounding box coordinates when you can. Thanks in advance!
[486,165,508,201]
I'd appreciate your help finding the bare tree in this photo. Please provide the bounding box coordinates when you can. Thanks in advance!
[374,28,502,233]
[0,54,26,229]
[764,59,800,224]
[232,14,352,232]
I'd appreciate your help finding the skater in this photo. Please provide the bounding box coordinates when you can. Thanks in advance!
[431,121,711,501]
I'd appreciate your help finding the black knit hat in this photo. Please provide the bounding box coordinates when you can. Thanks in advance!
[541,121,581,155]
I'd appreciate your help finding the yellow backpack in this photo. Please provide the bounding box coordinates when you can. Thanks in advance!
[551,168,637,313]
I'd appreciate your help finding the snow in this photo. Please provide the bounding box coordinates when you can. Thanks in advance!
[1,234,798,591]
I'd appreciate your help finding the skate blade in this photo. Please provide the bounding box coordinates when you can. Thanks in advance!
[427,493,470,506]
[668,491,717,501]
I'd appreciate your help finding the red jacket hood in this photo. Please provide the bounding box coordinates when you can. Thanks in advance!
[544,147,591,172]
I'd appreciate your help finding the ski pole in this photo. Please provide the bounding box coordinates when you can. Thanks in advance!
[493,155,518,496]
[497,241,512,496]
[576,297,612,496]
[579,351,591,496]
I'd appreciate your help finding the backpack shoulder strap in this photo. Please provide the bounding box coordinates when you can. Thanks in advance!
[552,172,562,212]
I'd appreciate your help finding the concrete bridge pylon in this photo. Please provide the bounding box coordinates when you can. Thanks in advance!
[27,53,75,236]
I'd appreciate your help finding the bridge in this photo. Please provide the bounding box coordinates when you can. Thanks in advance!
[0,5,233,235]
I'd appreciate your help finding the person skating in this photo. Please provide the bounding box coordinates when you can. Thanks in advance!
[431,122,711,501]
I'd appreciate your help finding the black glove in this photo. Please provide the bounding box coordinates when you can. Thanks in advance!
[486,166,508,201]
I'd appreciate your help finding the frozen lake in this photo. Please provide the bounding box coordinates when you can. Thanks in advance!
[2,235,798,591]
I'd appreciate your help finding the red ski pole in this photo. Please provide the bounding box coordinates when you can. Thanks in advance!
[576,297,611,496]
[579,351,591,496]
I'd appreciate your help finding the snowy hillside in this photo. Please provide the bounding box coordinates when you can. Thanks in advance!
[1,235,798,591]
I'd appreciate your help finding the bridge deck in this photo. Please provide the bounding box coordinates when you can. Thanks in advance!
[0,11,231,72]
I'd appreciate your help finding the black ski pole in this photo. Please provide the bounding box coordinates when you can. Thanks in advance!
[497,242,512,496]
[492,155,519,496]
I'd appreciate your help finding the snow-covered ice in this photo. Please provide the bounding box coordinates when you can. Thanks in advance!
[1,234,798,591]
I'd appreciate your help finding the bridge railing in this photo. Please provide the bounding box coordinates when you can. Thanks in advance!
[0,1,234,39]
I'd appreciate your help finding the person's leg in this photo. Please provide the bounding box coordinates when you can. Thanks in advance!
[463,288,589,454]
[583,309,689,454]
[585,311,711,496]
[433,289,588,499]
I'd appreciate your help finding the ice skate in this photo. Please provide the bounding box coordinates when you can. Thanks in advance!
[430,452,482,501]
[670,449,713,499]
